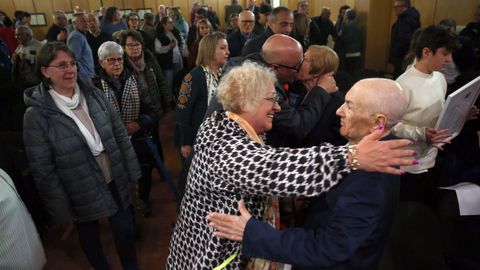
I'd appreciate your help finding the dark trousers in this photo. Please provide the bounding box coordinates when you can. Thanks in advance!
[76,205,138,270]
[131,136,154,201]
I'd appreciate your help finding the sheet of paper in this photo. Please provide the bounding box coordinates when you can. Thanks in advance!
[439,182,480,216]
[435,75,480,138]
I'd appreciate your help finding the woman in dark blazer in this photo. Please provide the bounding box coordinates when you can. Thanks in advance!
[175,32,229,196]
[23,42,140,270]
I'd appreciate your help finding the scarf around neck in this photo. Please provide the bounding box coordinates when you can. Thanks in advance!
[49,84,105,156]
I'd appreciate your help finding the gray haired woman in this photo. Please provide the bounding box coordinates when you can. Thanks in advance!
[93,41,161,217]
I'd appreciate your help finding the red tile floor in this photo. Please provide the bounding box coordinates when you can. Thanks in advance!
[42,111,180,269]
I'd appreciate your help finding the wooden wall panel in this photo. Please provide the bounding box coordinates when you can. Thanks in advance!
[71,0,92,11]
[33,0,55,39]
[434,0,478,25]
[411,0,436,27]
[11,0,34,13]
[52,0,72,12]
[361,0,392,71]
[0,0,18,19]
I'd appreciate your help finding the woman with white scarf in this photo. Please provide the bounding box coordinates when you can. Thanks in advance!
[23,42,141,270]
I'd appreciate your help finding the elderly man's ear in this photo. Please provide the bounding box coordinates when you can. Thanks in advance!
[371,114,387,132]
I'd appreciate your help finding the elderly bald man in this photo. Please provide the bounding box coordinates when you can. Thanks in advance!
[227,10,256,57]
[207,78,410,270]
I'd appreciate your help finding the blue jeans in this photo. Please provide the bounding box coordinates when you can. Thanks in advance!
[76,205,138,270]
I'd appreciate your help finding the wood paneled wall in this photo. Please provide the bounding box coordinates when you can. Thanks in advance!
[0,0,478,72]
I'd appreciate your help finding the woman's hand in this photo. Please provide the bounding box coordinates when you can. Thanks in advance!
[425,128,451,150]
[316,71,338,94]
[355,128,416,175]
[467,106,479,121]
[180,145,192,158]
[206,200,251,242]
[126,122,141,135]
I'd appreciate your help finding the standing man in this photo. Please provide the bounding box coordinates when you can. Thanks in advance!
[225,0,243,24]
[45,11,68,42]
[67,12,94,81]
[155,4,166,25]
[86,12,112,71]
[253,3,272,35]
[12,25,42,90]
[389,0,420,78]
[310,7,337,46]
[242,6,293,56]
[227,10,256,57]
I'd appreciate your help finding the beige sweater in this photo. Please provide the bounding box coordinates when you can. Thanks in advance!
[392,66,447,173]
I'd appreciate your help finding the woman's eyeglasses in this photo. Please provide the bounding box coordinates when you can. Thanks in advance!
[126,43,142,49]
[47,61,77,72]
[104,57,123,65]
[264,93,280,104]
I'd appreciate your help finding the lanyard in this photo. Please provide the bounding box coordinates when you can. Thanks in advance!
[213,252,238,270]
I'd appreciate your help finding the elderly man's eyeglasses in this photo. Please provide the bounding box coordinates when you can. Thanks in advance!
[47,61,77,72]
[240,20,255,25]
[265,93,280,104]
[126,43,141,49]
[104,57,123,65]
[274,58,304,73]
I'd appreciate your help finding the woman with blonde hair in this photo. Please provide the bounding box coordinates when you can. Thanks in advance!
[187,18,213,68]
[175,32,229,196]
[288,45,347,146]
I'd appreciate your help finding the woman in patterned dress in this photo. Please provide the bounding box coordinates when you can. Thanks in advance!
[166,61,415,269]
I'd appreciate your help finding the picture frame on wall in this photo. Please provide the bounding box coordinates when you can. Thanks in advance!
[65,12,75,22]
[29,13,47,27]
[136,8,153,19]
[119,9,134,18]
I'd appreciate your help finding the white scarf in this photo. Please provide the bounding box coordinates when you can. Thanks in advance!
[49,84,105,156]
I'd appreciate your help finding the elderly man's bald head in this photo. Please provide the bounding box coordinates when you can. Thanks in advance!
[352,79,407,128]
[337,78,407,143]
[261,34,303,83]
[238,10,255,34]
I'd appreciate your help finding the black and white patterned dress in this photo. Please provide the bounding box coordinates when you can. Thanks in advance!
[166,111,350,269]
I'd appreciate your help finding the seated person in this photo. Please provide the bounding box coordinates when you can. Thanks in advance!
[207,78,410,270]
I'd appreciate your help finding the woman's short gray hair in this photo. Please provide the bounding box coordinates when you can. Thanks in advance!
[217,61,277,114]
[98,41,123,60]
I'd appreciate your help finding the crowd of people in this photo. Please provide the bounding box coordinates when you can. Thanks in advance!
[0,0,480,269]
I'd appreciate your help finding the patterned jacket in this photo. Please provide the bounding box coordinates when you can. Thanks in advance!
[166,111,350,269]
[175,66,207,146]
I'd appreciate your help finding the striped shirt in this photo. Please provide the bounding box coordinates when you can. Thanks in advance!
[0,169,46,270]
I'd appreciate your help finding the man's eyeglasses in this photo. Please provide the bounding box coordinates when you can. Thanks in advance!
[274,58,304,73]
[240,20,255,25]
[264,93,280,104]
[126,43,141,49]
[47,61,77,72]
[104,57,123,65]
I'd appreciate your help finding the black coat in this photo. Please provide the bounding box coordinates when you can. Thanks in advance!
[389,7,421,65]
[227,30,255,58]
[241,27,273,56]
[23,79,142,224]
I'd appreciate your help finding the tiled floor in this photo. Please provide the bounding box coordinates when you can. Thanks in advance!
[42,111,180,270]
